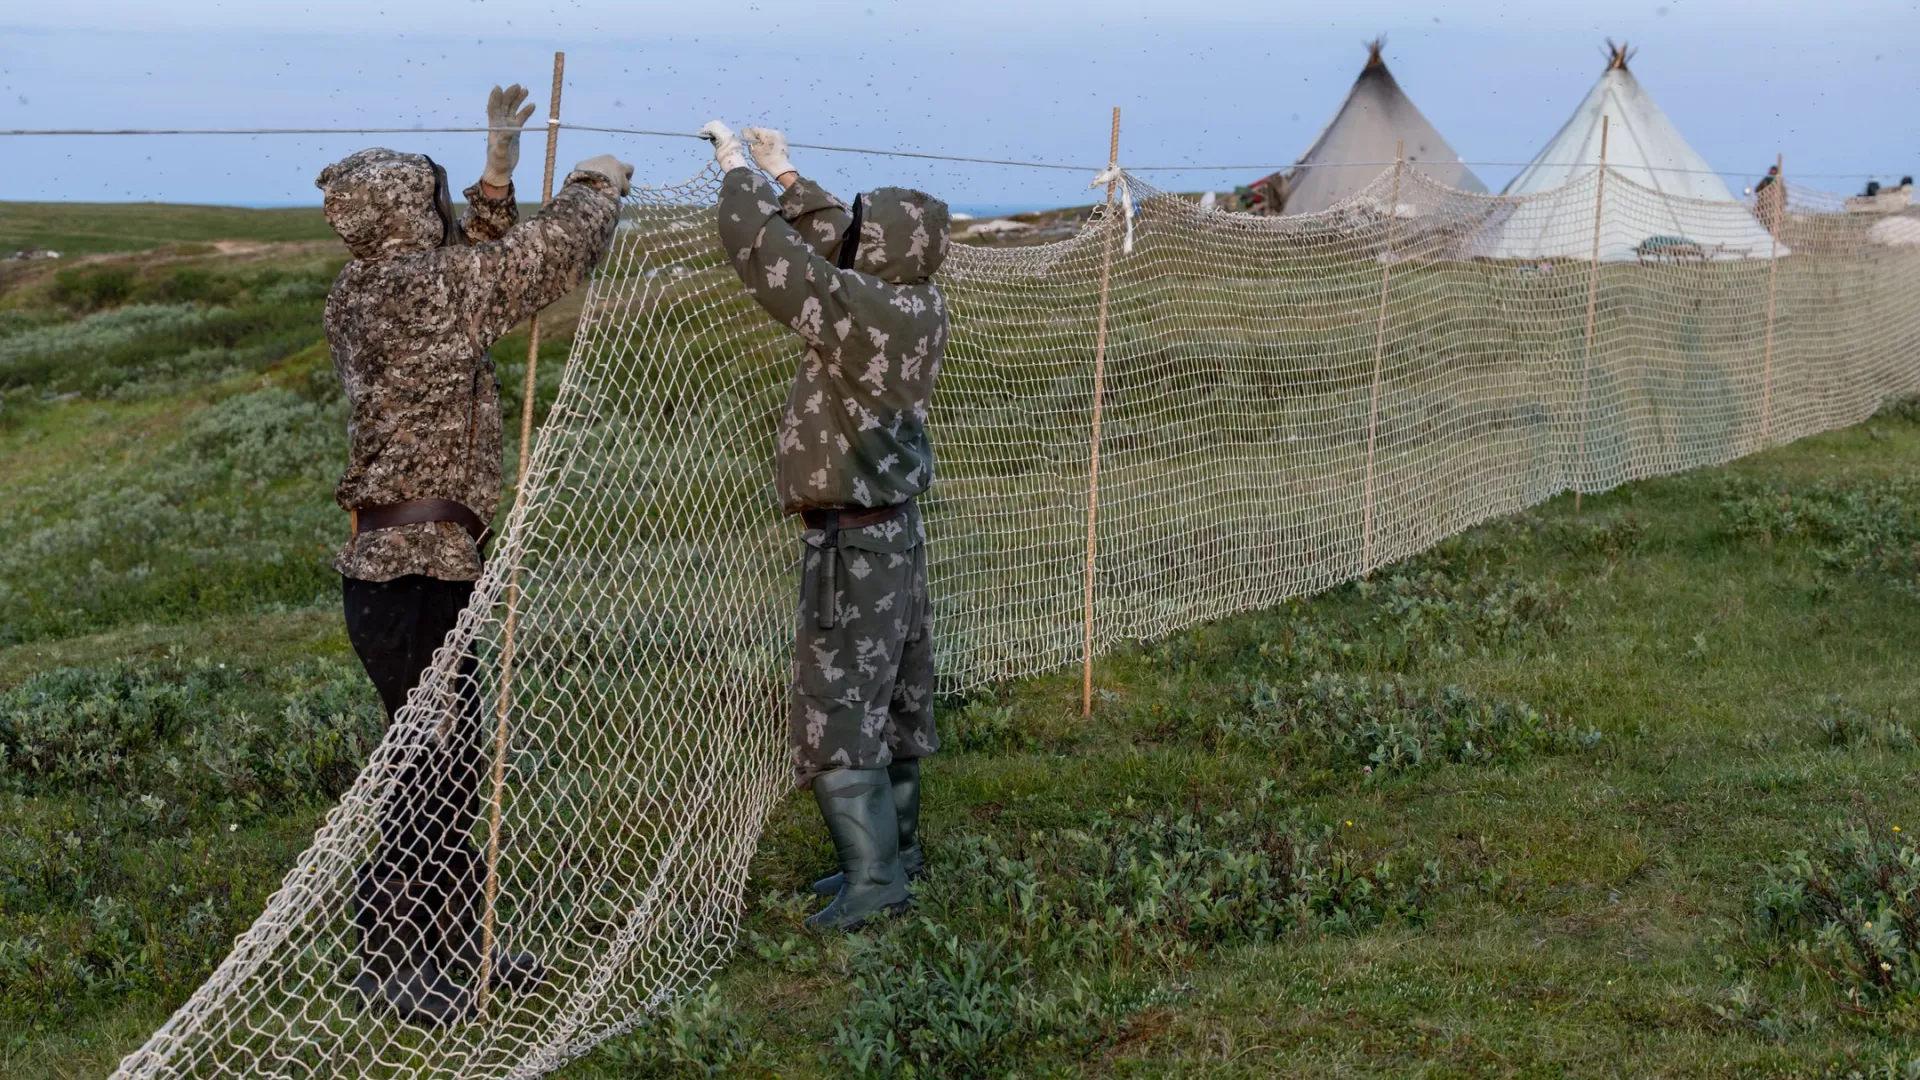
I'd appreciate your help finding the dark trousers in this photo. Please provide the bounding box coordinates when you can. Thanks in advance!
[343,575,482,880]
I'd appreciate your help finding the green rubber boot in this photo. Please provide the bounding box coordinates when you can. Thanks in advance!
[804,767,911,932]
[812,758,923,897]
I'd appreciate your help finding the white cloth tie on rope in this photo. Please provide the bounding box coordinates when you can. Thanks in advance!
[1089,166,1135,254]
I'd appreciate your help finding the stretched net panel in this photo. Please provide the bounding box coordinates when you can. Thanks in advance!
[113,164,1920,1079]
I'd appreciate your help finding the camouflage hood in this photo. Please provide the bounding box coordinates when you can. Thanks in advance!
[845,186,951,284]
[315,148,452,260]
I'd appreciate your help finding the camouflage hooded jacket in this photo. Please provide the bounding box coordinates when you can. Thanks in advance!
[716,167,952,513]
[317,148,622,582]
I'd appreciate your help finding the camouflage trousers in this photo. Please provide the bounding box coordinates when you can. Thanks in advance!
[789,500,938,787]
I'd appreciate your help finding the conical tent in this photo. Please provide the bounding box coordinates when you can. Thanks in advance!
[1278,40,1486,216]
[1472,42,1784,261]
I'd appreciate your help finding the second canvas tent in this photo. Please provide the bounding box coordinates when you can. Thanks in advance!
[1260,40,1486,216]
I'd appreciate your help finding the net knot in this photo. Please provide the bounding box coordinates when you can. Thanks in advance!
[1088,166,1135,254]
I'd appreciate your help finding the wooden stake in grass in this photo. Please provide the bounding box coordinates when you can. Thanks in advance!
[1082,105,1120,721]
[1760,152,1783,444]
[1574,114,1609,518]
[1360,141,1405,573]
[476,48,564,1019]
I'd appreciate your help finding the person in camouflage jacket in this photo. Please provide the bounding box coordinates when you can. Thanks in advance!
[317,83,631,1024]
[703,120,951,931]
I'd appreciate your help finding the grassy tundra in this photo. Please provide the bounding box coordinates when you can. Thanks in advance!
[0,205,1917,1078]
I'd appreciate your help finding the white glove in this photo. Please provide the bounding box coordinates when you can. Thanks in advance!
[483,83,538,188]
[572,154,633,197]
[699,120,751,173]
[742,126,796,179]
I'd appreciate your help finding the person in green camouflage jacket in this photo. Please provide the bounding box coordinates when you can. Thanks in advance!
[317,83,633,1025]
[703,120,950,931]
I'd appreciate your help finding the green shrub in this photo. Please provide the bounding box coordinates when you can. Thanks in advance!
[831,920,1123,1078]
[1873,394,1920,423]
[0,656,382,811]
[0,655,381,1022]
[1227,673,1600,775]
[941,697,1030,753]
[589,983,780,1078]
[1723,477,1920,590]
[0,386,344,644]
[1,265,333,398]
[926,799,1438,969]
[1355,566,1569,667]
[49,266,135,312]
[1751,820,1920,1014]
[0,303,213,390]
[1812,696,1919,751]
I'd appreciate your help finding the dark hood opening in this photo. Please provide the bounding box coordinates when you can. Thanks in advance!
[844,187,951,284]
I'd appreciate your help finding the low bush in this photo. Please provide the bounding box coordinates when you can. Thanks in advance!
[1723,477,1920,592]
[589,983,781,1078]
[0,655,380,1023]
[1227,673,1601,775]
[1750,819,1920,1017]
[0,656,382,811]
[49,265,137,313]
[0,386,345,643]
[1355,565,1569,667]
[3,264,334,398]
[831,920,1132,1078]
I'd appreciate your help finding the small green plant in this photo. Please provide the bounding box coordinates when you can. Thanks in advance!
[589,983,780,1078]
[1751,819,1920,1014]
[1550,512,1648,560]
[829,918,1141,1078]
[1723,477,1920,592]
[1873,394,1920,423]
[1812,696,1919,751]
[1228,673,1599,775]
[943,697,1029,753]
[1356,567,1568,666]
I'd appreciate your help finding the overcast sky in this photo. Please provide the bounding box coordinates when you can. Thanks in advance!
[1,0,1914,212]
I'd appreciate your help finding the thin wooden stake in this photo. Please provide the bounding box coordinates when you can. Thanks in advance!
[1081,106,1120,721]
[1574,115,1609,517]
[1759,152,1783,444]
[1359,142,1405,573]
[477,48,564,1018]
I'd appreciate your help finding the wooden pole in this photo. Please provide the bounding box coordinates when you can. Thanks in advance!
[1081,106,1120,721]
[477,49,564,1018]
[1574,115,1609,517]
[1759,152,1783,444]
[1359,142,1405,573]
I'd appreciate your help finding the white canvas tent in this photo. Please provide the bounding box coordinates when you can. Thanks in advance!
[1272,40,1486,216]
[1471,42,1783,262]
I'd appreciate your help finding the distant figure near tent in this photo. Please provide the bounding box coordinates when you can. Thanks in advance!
[1253,39,1485,216]
[1754,164,1787,236]
[1469,41,1782,262]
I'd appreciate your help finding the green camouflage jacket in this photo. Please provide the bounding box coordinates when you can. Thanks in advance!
[716,167,951,513]
[317,148,622,582]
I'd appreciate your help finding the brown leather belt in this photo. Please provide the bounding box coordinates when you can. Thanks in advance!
[350,498,490,544]
[800,503,905,532]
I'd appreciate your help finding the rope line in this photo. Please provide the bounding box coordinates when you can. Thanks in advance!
[0,124,1901,181]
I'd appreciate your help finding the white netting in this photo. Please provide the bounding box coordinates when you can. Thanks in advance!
[113,162,1920,1079]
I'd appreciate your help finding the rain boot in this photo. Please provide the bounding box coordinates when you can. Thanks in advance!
[350,864,473,1026]
[436,844,548,994]
[812,758,924,896]
[804,767,911,932]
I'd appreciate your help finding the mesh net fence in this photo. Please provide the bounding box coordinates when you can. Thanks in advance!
[112,162,1920,1079]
